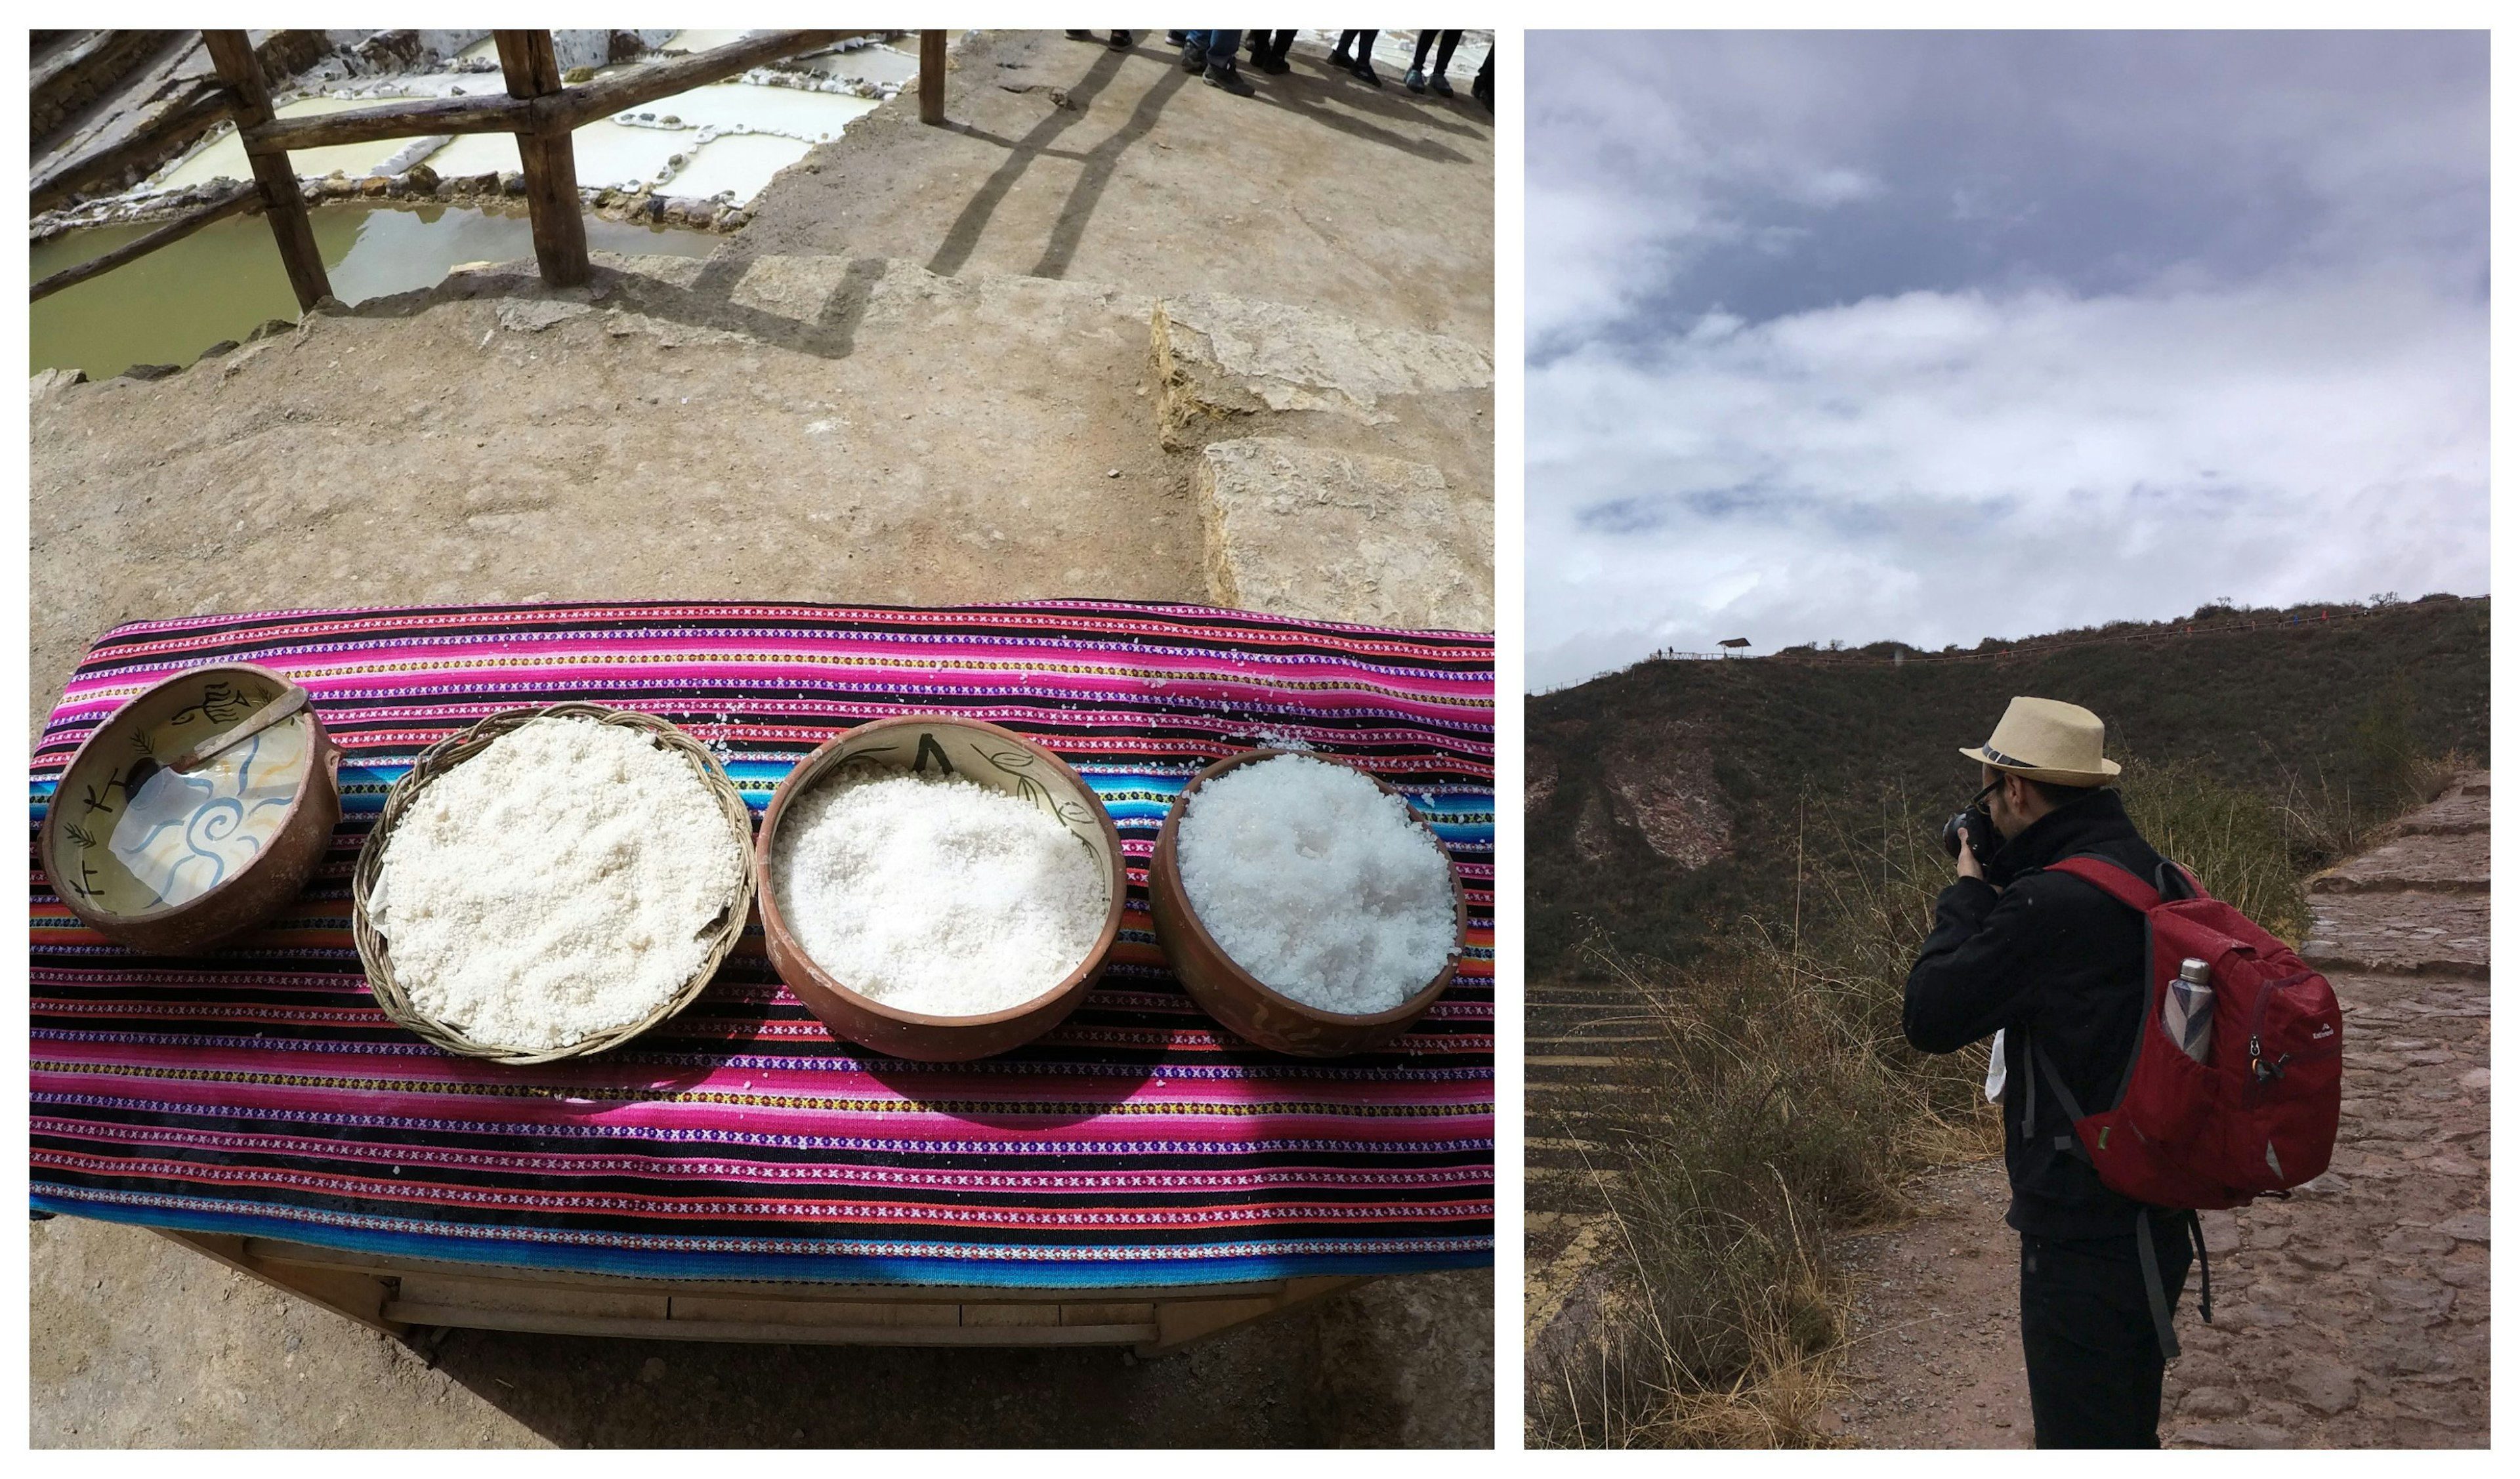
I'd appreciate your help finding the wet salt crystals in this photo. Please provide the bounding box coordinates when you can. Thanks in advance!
[1178,754,1456,1015]
[369,717,744,1051]
[774,771,1108,1016]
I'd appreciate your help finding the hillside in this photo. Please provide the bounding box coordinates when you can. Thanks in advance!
[1527,595,2489,973]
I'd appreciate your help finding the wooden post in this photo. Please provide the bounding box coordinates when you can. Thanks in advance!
[494,29,591,289]
[919,30,948,125]
[201,30,331,313]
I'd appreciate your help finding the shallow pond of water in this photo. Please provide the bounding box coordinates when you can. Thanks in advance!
[32,202,715,377]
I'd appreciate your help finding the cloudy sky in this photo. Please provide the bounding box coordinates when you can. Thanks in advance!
[1526,31,2487,691]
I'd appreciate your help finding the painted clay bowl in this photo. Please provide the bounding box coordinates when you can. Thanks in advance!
[39,662,341,955]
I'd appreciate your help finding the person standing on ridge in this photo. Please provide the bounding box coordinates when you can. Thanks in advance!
[1904,696,2203,1449]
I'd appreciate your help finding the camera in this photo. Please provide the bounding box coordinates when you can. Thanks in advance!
[1941,805,2001,867]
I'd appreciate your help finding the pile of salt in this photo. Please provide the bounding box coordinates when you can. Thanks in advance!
[1177,753,1456,1015]
[772,770,1108,1017]
[369,717,744,1051]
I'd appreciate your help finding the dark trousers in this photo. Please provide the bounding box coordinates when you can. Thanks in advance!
[1412,29,1463,74]
[2019,1223,2193,1448]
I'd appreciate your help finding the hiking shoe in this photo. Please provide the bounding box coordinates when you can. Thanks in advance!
[1108,31,1134,50]
[1256,52,1291,75]
[1351,57,1383,87]
[1203,60,1255,96]
[1404,66,1427,93]
[1166,30,1186,44]
[1429,72,1454,98]
[1328,44,1351,67]
[1066,30,1092,41]
[1181,43,1207,72]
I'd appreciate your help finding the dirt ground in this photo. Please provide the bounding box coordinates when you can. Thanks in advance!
[1834,775,2492,1449]
[28,28,1496,1448]
[728,30,1494,346]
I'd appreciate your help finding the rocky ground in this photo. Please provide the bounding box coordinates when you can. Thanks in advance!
[30,28,1494,1449]
[1832,774,2492,1448]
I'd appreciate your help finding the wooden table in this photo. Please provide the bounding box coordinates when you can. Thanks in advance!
[161,1229,1362,1357]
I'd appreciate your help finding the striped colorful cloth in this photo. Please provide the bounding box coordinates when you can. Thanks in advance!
[30,602,1493,1287]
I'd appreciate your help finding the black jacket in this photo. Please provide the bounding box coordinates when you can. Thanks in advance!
[1904,786,2173,1239]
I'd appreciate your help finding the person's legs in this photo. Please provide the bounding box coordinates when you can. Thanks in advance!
[2018,1228,2192,1448]
[1406,30,1434,93]
[1434,30,1462,74]
[1331,30,1360,64]
[1347,29,1382,85]
[1200,30,1251,94]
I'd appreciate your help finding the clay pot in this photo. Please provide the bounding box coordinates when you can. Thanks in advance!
[756,716,1127,1062]
[1149,749,1465,1058]
[38,662,342,955]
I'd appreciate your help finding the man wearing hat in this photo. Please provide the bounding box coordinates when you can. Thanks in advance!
[1905,697,2197,1448]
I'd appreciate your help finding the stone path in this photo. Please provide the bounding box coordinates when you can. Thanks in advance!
[1833,773,2491,1448]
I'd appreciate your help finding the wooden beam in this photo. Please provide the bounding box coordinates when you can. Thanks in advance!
[155,1229,407,1339]
[1140,1275,1363,1356]
[494,30,590,289]
[201,30,330,312]
[243,92,533,155]
[919,31,948,125]
[30,180,262,302]
[31,80,235,213]
[549,30,862,129]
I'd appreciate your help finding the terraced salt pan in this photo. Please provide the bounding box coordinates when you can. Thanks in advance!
[663,131,817,201]
[421,77,871,201]
[663,30,920,85]
[152,51,883,209]
[422,119,681,192]
[610,79,875,139]
[154,97,415,188]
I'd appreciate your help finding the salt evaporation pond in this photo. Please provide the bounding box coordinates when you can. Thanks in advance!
[30,203,713,377]
[37,38,900,377]
[155,97,417,188]
[147,46,891,207]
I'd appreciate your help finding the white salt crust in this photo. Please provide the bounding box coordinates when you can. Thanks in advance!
[772,770,1109,1018]
[1177,753,1457,1016]
[369,717,744,1051]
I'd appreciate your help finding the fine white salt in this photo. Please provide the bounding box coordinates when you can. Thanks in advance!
[1177,754,1457,1015]
[772,770,1108,1017]
[369,717,744,1051]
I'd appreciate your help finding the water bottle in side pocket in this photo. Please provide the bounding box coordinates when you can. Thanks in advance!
[2162,955,2214,1063]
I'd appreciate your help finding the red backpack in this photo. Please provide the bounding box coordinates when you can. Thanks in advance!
[2023,856,2345,1354]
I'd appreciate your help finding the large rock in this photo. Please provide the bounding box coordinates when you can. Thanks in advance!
[1195,437,1490,633]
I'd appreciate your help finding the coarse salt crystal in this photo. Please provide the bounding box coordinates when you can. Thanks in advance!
[1177,753,1456,1016]
[772,770,1108,1018]
[369,717,744,1052]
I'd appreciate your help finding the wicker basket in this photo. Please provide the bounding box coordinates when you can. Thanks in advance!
[351,703,757,1064]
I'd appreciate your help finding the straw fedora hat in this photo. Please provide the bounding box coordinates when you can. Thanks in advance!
[1961,697,2122,787]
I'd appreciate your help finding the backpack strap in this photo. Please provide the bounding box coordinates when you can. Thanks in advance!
[2132,1206,2215,1362]
[2136,1207,2182,1360]
[2046,852,2212,907]
[2044,854,2162,910]
[2025,1038,2091,1158]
